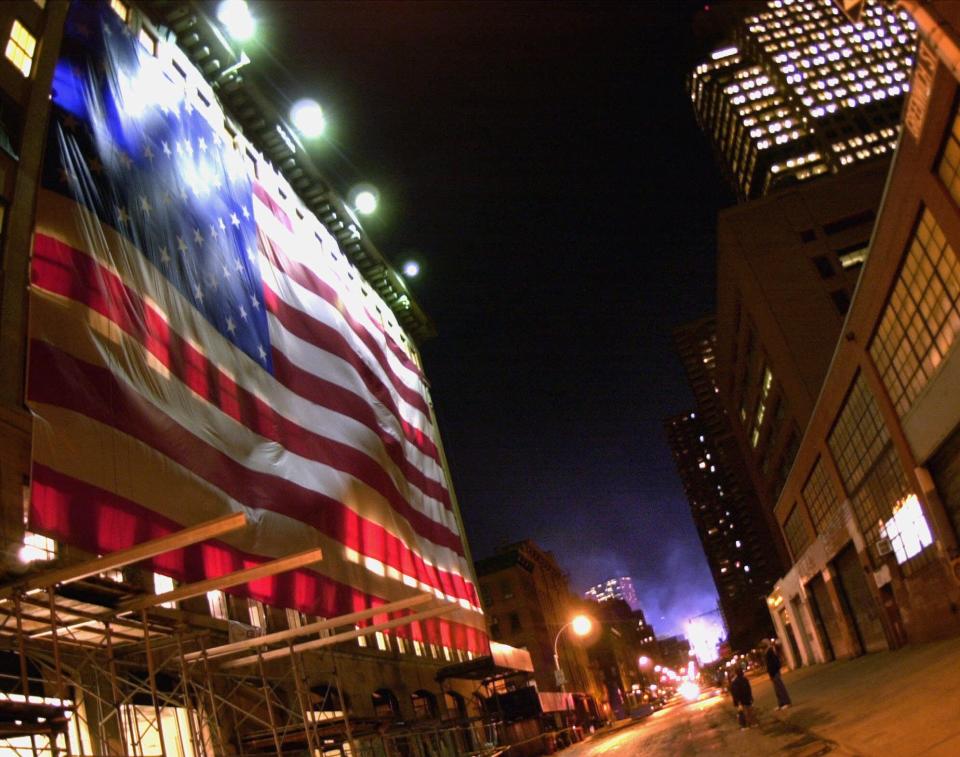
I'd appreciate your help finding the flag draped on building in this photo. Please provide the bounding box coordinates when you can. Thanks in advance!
[27,0,486,653]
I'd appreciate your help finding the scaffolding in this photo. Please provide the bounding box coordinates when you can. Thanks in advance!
[0,515,492,757]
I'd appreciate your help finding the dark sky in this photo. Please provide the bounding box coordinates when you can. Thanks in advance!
[256,1,737,637]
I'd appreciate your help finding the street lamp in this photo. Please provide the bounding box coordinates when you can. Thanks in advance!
[216,0,256,42]
[290,99,326,139]
[553,614,592,693]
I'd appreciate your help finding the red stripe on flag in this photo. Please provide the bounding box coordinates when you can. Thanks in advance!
[263,282,432,418]
[261,235,428,391]
[253,182,427,385]
[28,340,477,605]
[31,234,452,513]
[30,464,487,653]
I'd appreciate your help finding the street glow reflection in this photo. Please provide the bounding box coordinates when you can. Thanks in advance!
[679,681,701,701]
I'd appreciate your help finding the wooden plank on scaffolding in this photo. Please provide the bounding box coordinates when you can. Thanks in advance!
[0,513,248,598]
[220,601,461,669]
[117,547,324,611]
[183,592,437,662]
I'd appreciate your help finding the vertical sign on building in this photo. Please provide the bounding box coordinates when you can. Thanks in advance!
[905,42,938,142]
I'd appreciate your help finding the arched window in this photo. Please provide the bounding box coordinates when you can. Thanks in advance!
[372,688,400,719]
[444,690,467,720]
[411,689,439,721]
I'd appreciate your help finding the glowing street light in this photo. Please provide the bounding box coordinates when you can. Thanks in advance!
[290,99,326,139]
[216,0,256,42]
[401,260,420,278]
[638,655,651,669]
[553,614,592,693]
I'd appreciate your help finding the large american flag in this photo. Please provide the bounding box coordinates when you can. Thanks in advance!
[27,0,486,654]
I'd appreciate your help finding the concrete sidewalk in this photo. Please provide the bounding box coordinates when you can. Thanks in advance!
[748,636,960,756]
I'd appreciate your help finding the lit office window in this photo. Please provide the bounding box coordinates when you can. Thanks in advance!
[881,494,934,564]
[870,208,960,416]
[19,531,56,563]
[5,20,36,78]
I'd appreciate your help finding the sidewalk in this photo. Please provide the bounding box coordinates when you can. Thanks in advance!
[748,636,960,756]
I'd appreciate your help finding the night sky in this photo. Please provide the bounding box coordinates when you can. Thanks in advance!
[256,1,738,637]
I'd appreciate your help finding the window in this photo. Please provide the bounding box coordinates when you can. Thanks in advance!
[152,574,176,608]
[110,0,129,21]
[138,28,157,56]
[828,374,888,492]
[881,494,934,565]
[812,255,834,278]
[938,98,960,207]
[830,288,851,315]
[372,689,400,719]
[248,600,267,630]
[411,690,438,720]
[285,608,304,629]
[19,531,56,563]
[802,457,841,533]
[870,207,960,416]
[207,590,229,620]
[5,20,36,78]
[783,506,812,559]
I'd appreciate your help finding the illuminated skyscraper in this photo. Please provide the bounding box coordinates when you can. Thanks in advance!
[688,0,916,199]
[585,576,639,609]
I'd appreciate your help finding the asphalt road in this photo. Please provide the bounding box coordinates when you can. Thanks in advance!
[561,694,841,757]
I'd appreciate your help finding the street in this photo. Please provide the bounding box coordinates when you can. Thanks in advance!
[562,694,838,757]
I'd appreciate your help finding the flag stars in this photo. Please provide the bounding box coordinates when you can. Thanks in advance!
[226,316,237,335]
[116,206,130,224]
[222,263,232,279]
[250,293,260,310]
[159,246,171,265]
[139,195,152,215]
[218,217,227,232]
[193,284,204,303]
[209,224,219,241]
[242,206,251,220]
[258,344,267,362]
[193,228,204,245]
[143,144,155,163]
[162,141,172,157]
[230,212,241,227]
[234,259,245,274]
[182,139,194,157]
[239,305,248,321]
[176,235,189,254]
[198,136,208,152]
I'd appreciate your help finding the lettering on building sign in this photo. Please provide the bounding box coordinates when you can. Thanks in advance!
[905,42,938,141]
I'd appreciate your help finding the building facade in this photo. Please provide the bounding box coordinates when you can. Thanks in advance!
[715,160,891,530]
[688,0,915,200]
[0,2,508,755]
[766,1,960,668]
[476,541,606,717]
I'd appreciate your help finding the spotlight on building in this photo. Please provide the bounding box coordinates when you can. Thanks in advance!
[216,0,256,43]
[349,184,379,216]
[290,99,326,139]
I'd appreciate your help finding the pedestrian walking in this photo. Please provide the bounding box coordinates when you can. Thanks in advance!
[763,639,792,709]
[729,667,758,729]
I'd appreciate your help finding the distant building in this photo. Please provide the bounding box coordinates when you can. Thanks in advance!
[669,315,786,651]
[584,576,639,608]
[656,635,693,673]
[766,1,960,665]
[476,541,606,722]
[632,608,657,648]
[688,0,916,200]
[665,411,777,650]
